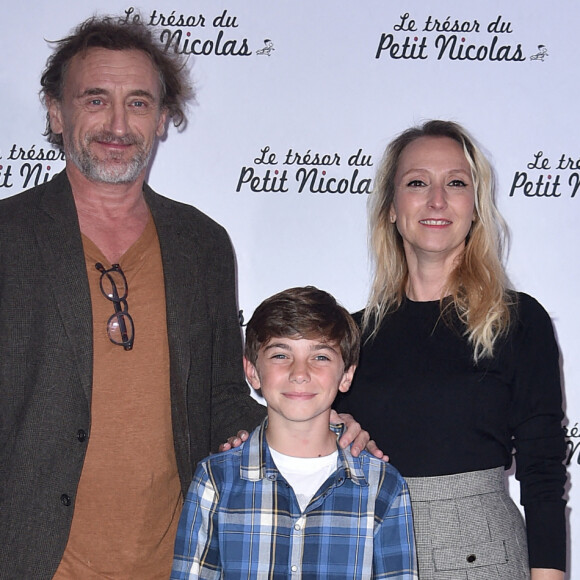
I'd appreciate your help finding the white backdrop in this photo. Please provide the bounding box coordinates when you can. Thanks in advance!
[1,1,578,574]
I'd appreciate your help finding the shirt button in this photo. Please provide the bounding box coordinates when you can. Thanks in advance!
[466,554,476,563]
[77,429,87,442]
[294,523,301,531]
[60,494,71,506]
[291,565,298,572]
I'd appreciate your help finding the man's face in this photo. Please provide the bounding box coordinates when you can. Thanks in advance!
[48,47,167,185]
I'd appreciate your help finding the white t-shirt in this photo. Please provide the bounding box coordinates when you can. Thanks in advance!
[269,447,338,512]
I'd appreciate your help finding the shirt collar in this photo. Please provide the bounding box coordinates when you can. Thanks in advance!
[240,417,368,487]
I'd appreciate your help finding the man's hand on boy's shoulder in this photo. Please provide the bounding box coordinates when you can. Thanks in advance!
[218,415,389,461]
[330,410,389,461]
[218,430,250,452]
[218,410,389,461]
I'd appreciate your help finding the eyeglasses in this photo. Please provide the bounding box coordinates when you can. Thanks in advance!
[95,262,134,351]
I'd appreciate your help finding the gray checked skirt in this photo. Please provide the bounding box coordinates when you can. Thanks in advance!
[405,467,530,580]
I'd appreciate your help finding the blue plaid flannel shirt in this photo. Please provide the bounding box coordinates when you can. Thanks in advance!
[171,419,417,579]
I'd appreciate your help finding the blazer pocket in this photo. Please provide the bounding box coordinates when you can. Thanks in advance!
[433,539,508,571]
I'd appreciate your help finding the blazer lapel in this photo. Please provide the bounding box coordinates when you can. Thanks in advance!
[36,172,93,402]
[146,189,197,407]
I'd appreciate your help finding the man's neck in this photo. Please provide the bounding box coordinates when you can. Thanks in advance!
[67,165,151,263]
[67,164,147,220]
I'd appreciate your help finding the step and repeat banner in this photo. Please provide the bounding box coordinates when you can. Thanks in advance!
[1,0,578,573]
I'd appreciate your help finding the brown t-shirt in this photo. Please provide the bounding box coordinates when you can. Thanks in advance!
[54,217,183,579]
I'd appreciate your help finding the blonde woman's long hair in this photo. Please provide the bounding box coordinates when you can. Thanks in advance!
[363,120,513,361]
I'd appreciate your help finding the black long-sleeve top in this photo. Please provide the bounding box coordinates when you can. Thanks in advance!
[335,292,567,570]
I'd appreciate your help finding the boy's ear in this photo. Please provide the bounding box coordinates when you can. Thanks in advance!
[338,365,356,393]
[243,356,261,392]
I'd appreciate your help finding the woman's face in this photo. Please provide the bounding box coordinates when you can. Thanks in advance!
[390,135,476,267]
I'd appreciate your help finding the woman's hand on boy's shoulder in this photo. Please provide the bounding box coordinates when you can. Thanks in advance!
[218,415,389,461]
[331,410,389,461]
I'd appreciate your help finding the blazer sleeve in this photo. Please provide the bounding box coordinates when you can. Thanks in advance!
[205,227,267,450]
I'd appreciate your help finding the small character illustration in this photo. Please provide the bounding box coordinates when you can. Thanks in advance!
[530,44,548,61]
[256,39,275,56]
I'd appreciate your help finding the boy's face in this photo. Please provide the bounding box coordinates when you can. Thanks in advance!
[244,336,355,426]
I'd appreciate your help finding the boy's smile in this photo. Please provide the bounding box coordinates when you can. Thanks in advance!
[244,336,355,452]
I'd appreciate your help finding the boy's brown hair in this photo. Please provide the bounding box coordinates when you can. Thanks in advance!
[244,286,360,369]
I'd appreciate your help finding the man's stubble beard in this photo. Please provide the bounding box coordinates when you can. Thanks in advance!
[65,130,154,185]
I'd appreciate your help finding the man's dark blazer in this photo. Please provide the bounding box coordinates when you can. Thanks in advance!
[0,171,266,579]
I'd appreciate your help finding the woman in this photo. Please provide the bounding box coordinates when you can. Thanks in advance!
[336,120,566,579]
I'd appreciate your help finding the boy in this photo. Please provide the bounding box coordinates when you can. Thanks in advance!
[171,287,417,579]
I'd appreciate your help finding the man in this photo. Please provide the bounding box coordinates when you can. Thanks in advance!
[0,16,370,579]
